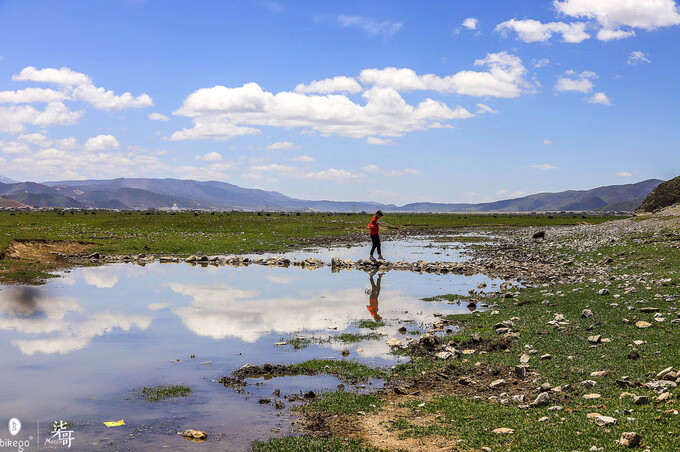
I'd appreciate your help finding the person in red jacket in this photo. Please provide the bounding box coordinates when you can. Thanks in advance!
[367,210,384,262]
[366,270,383,322]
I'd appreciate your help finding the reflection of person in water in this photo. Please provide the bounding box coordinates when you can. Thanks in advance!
[366,271,383,322]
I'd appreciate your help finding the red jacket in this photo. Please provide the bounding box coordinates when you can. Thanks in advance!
[368,216,379,235]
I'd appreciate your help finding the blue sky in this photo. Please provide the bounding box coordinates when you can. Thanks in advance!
[0,0,678,205]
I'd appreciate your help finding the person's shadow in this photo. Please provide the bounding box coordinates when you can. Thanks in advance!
[366,271,384,322]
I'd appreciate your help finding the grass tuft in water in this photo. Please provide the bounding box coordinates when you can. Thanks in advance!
[134,384,192,402]
[355,319,385,330]
[250,436,384,452]
[334,332,383,343]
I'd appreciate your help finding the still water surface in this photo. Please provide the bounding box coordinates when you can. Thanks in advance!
[0,238,502,450]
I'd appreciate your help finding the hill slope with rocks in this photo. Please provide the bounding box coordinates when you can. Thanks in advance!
[637,175,680,212]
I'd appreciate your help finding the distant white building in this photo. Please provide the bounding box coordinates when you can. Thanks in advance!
[171,202,179,211]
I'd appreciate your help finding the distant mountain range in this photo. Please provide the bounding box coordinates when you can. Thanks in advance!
[0,174,17,184]
[0,177,664,212]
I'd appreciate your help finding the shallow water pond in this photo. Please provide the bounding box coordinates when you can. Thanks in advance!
[0,238,503,451]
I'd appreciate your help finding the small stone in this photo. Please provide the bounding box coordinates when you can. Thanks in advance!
[492,428,514,435]
[547,406,563,411]
[656,392,672,402]
[581,309,594,318]
[635,321,652,329]
[588,335,602,344]
[598,289,610,296]
[633,395,649,405]
[182,429,207,441]
[520,353,531,364]
[656,367,674,379]
[590,371,607,378]
[593,415,617,427]
[583,393,601,399]
[581,380,597,387]
[617,432,642,448]
[645,380,677,392]
[435,351,453,360]
[490,379,506,389]
[531,392,550,408]
[633,340,646,346]
[540,354,552,360]
[386,338,402,348]
[341,350,350,357]
[515,365,527,378]
[538,416,550,422]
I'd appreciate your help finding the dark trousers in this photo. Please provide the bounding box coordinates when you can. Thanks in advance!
[370,234,381,256]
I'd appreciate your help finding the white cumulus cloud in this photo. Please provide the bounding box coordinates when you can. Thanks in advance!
[462,17,478,30]
[366,137,394,145]
[554,0,680,30]
[195,151,222,162]
[0,102,83,134]
[496,19,590,43]
[294,76,362,94]
[0,88,68,104]
[148,112,170,121]
[359,52,533,98]
[12,66,153,111]
[617,171,633,177]
[555,70,598,93]
[172,83,472,141]
[587,92,612,105]
[289,155,315,162]
[266,141,299,150]
[84,134,120,152]
[597,28,636,41]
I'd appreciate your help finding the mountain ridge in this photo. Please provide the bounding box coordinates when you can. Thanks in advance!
[0,177,664,212]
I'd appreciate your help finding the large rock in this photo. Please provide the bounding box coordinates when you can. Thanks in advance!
[617,432,642,448]
[637,175,680,212]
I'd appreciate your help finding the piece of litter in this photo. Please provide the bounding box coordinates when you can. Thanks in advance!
[103,420,125,427]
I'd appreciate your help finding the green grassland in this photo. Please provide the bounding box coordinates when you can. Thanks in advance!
[0,210,620,284]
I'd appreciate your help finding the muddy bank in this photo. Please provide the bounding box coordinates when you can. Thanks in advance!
[2,239,95,262]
